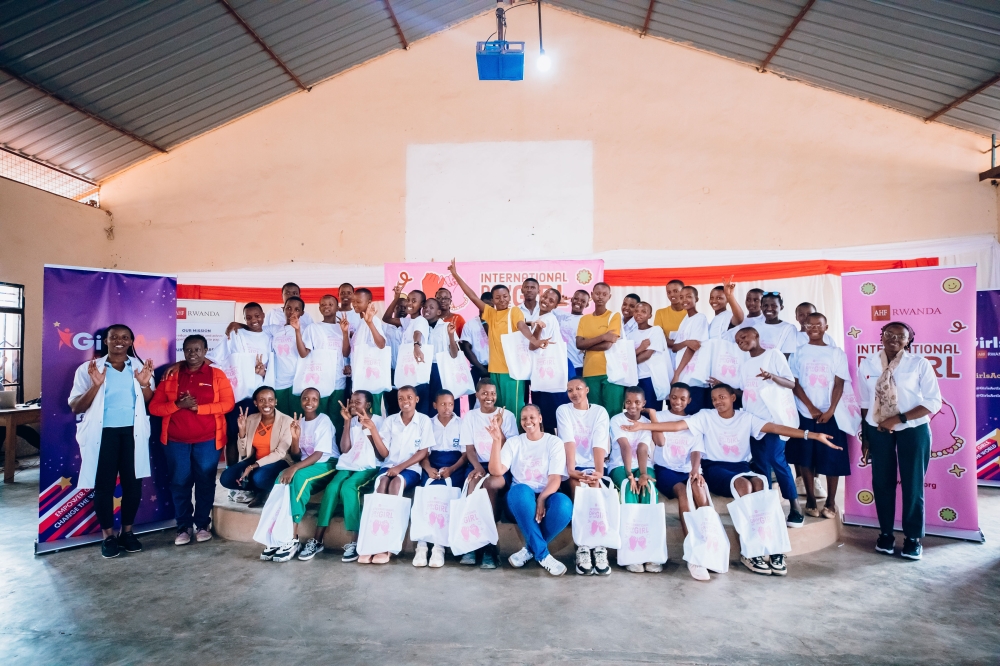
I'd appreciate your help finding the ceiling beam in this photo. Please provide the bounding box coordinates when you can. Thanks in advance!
[384,0,409,50]
[926,72,1000,123]
[759,0,815,73]
[0,64,166,153]
[216,0,310,91]
[639,0,656,38]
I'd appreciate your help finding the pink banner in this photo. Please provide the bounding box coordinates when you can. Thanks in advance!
[841,266,981,540]
[383,260,605,322]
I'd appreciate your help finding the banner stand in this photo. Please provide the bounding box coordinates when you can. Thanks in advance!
[842,516,985,543]
[35,519,176,555]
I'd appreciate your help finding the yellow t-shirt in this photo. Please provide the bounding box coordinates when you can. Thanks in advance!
[482,305,525,375]
[577,310,622,377]
[653,307,687,339]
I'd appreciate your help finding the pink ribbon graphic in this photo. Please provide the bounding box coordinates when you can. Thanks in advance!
[720,364,736,377]
[628,535,647,551]
[590,520,606,536]
[722,444,740,456]
[809,374,829,388]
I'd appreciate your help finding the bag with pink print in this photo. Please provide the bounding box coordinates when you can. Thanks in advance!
[726,472,791,559]
[615,479,667,567]
[357,473,412,556]
[410,476,462,546]
[681,478,730,573]
[570,476,621,549]
[447,476,500,556]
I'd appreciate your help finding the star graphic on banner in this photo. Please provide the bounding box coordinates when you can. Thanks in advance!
[847,327,862,339]
[57,477,72,490]
[53,321,61,328]
[113,496,122,511]
[948,464,965,478]
[149,495,157,502]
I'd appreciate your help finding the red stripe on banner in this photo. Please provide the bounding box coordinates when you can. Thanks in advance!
[603,258,938,287]
[39,488,91,534]
[177,285,386,302]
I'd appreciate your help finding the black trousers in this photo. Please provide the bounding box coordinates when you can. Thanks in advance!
[95,426,143,530]
[868,422,931,539]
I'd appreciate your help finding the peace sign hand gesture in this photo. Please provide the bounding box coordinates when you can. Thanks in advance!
[254,354,266,378]
[723,274,737,298]
[339,315,351,334]
[338,400,352,423]
[237,406,249,438]
[364,303,377,324]
[289,415,301,440]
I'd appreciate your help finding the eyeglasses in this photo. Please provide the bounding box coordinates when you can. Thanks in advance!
[882,332,908,341]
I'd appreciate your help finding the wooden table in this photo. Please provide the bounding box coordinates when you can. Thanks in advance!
[1,406,40,483]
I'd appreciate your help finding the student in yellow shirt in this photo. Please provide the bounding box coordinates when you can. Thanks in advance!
[448,259,544,416]
[575,282,625,415]
[653,279,687,341]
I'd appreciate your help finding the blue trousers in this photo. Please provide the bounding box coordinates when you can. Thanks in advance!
[637,377,663,411]
[505,483,572,560]
[219,457,289,494]
[531,390,570,435]
[750,432,798,501]
[165,440,220,531]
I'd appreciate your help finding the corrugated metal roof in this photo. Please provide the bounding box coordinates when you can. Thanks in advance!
[0,0,997,184]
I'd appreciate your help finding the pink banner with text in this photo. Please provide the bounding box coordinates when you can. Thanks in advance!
[383,260,605,322]
[841,266,980,540]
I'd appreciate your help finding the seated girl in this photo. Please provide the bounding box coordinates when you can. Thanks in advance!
[362,385,433,564]
[458,378,519,569]
[646,382,712,581]
[608,386,659,574]
[267,388,337,563]
[555,377,610,576]
[621,383,839,577]
[486,405,571,576]
[414,390,467,568]
[317,390,383,563]
[221,386,293,508]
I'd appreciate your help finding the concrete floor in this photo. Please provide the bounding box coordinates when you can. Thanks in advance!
[2,467,998,665]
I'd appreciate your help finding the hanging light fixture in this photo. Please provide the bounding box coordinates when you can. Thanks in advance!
[476,1,550,80]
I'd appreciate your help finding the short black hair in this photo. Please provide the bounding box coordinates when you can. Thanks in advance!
[761,292,784,306]
[710,383,737,397]
[682,285,699,300]
[300,387,321,399]
[476,377,496,390]
[624,293,641,303]
[670,382,691,395]
[356,287,372,300]
[285,296,305,309]
[574,289,590,299]
[320,293,337,301]
[593,282,611,291]
[624,385,645,398]
[410,290,426,305]
[339,282,354,290]
[182,334,208,349]
[711,285,725,292]
[490,284,509,295]
[545,287,562,300]
[797,302,816,310]
[434,390,455,401]
[281,282,300,291]
[806,311,827,323]
[667,279,685,287]
[523,278,540,286]
[481,292,493,301]
[353,389,374,407]
[244,301,263,312]
[397,384,417,395]
[748,288,764,297]
[735,326,759,338]
[253,385,275,401]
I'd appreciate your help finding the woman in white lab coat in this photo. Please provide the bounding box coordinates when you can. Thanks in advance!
[69,325,155,559]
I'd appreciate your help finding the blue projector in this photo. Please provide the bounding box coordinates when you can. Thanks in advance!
[476,40,524,80]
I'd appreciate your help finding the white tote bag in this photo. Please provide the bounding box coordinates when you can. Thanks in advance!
[292,348,340,397]
[410,477,462,546]
[605,339,639,387]
[394,343,433,388]
[833,379,863,436]
[616,482,668,566]
[351,343,392,394]
[436,351,476,398]
[681,479,730,573]
[252,484,294,549]
[677,341,712,386]
[709,339,746,384]
[530,339,569,393]
[447,477,500,556]
[357,474,413,556]
[570,477,621,549]
[336,422,380,472]
[217,352,262,403]
[500,309,533,381]
[727,473,791,559]
[758,382,799,430]
[645,350,674,400]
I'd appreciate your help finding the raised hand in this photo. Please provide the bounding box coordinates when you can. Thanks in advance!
[723,275,737,298]
[485,412,503,440]
[237,406,249,438]
[338,400,352,422]
[393,280,405,298]
[364,302,377,323]
[289,416,301,440]
[134,359,155,387]
[757,370,773,382]
[289,313,301,331]
[343,364,352,377]
[339,315,350,334]
[254,354,266,377]
[707,376,721,387]
[447,258,458,278]
[358,414,376,431]
[87,360,106,387]
[447,321,457,337]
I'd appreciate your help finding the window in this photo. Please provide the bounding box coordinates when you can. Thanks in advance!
[0,283,25,403]
[0,148,99,206]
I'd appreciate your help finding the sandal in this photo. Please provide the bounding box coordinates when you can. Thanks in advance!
[821,505,838,520]
[372,552,391,564]
[804,506,821,518]
[357,554,373,564]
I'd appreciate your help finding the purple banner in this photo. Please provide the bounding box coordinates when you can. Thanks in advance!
[977,290,1000,486]
[39,266,177,552]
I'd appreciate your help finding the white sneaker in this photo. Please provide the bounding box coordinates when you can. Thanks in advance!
[538,554,566,576]
[429,544,446,568]
[412,542,429,567]
[271,538,300,563]
[592,547,611,576]
[644,562,662,573]
[687,562,711,581]
[575,545,594,575]
[234,490,254,504]
[626,563,645,573]
[508,546,534,568]
[814,475,828,499]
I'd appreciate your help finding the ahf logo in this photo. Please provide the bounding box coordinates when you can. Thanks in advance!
[871,305,891,321]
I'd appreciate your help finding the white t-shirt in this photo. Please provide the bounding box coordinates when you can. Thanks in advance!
[499,432,568,492]
[459,317,489,365]
[796,330,837,349]
[302,322,348,390]
[555,403,610,469]
[207,329,271,401]
[377,412,434,471]
[401,315,429,346]
[652,411,702,473]
[737,349,793,422]
[519,302,540,323]
[350,316,387,352]
[226,329,271,358]
[686,409,766,463]
[431,414,463,452]
[608,413,653,471]
[384,326,402,369]
[708,339,747,386]
[459,407,519,462]
[534,311,560,343]
[265,307,314,329]
[266,324,303,390]
[622,317,638,338]
[674,312,710,386]
[754,320,798,355]
[708,308,735,340]
[339,414,384,470]
[426,319,453,361]
[628,326,668,380]
[297,414,335,462]
[556,311,585,369]
[790,344,851,417]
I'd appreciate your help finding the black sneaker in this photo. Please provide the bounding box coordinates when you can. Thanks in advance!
[480,545,498,569]
[875,533,895,555]
[768,554,787,576]
[786,510,805,528]
[901,538,922,560]
[101,535,121,559]
[247,493,266,509]
[120,531,142,553]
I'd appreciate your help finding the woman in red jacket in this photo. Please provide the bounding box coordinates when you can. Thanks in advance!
[150,335,235,546]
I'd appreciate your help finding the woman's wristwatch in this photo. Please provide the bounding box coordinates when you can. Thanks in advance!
[898,412,908,423]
